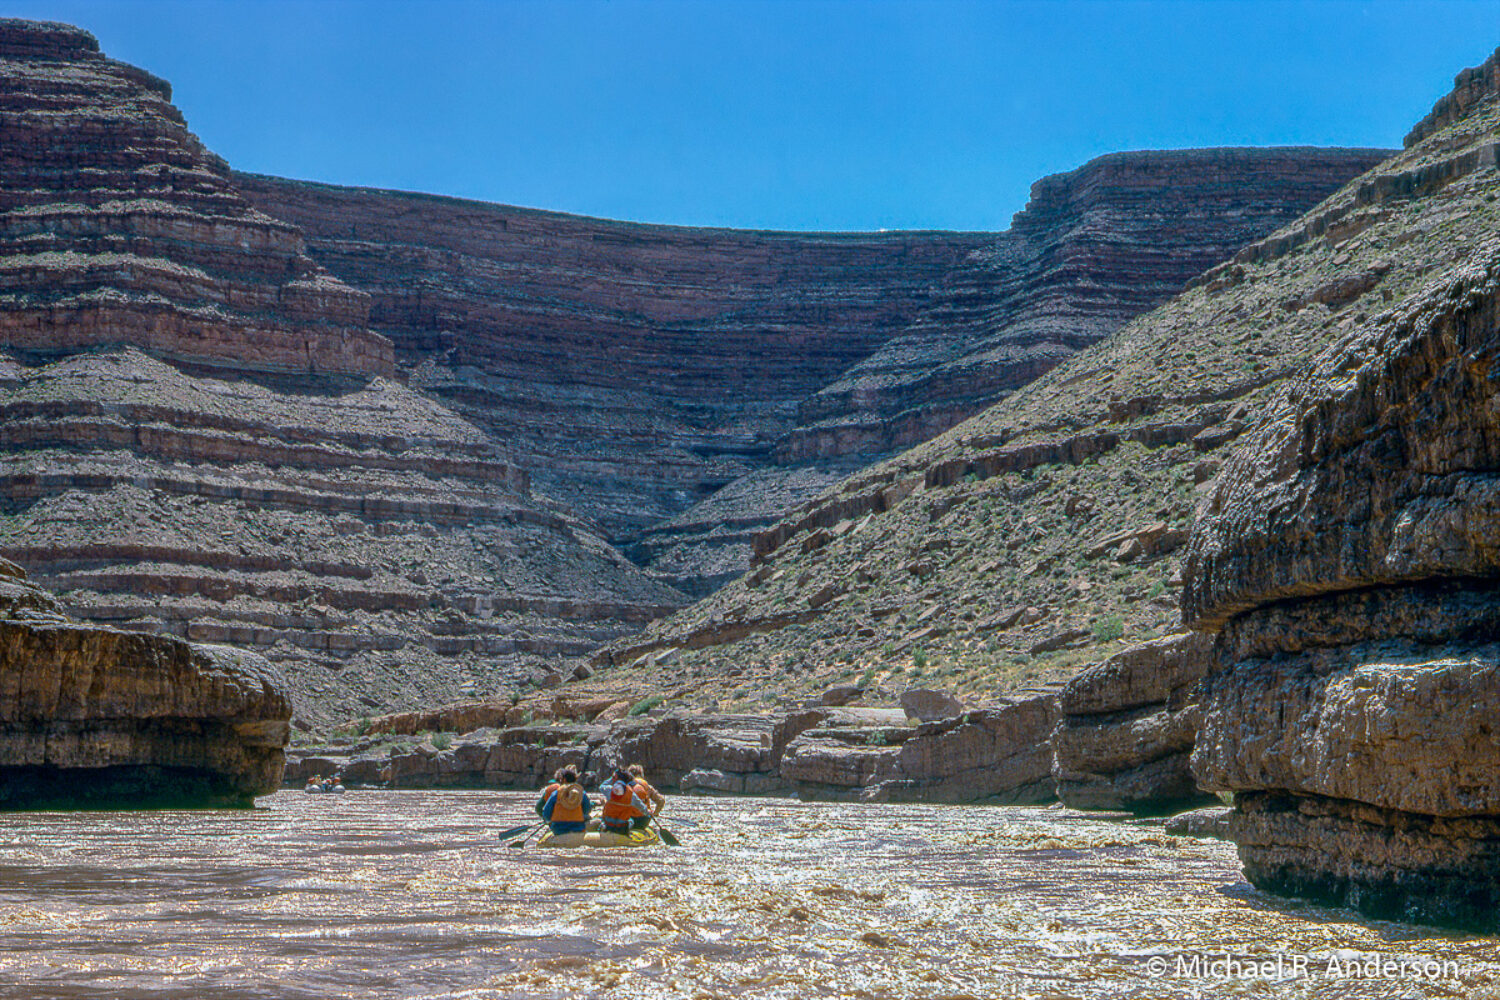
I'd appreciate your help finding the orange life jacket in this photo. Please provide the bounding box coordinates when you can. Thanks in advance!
[547,784,586,824]
[633,778,659,809]
[600,780,643,821]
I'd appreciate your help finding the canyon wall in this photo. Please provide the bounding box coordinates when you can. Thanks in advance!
[0,16,1399,733]
[0,19,682,730]
[0,20,392,379]
[782,147,1395,464]
[1185,47,1500,930]
[238,148,1386,596]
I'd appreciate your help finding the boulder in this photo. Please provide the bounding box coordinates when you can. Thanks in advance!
[1164,805,1232,840]
[900,688,965,722]
[819,684,864,707]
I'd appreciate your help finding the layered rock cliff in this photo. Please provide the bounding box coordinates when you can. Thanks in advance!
[231,174,989,544]
[0,19,682,730]
[782,147,1395,464]
[0,19,393,378]
[1184,47,1500,930]
[0,16,1400,733]
[583,132,1412,717]
[236,148,1386,597]
[0,558,289,808]
[1051,633,1212,813]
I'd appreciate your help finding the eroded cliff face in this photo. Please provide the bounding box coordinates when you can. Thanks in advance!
[783,147,1394,464]
[236,148,1386,597]
[0,558,290,808]
[0,16,1405,734]
[1183,48,1500,929]
[0,19,392,378]
[0,19,683,730]
[231,174,989,542]
[582,135,1422,718]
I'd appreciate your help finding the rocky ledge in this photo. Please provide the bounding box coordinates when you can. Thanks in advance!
[0,559,290,808]
[285,692,1058,805]
[1051,633,1214,813]
[1184,48,1500,931]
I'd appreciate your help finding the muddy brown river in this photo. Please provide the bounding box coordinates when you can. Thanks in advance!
[0,791,1494,999]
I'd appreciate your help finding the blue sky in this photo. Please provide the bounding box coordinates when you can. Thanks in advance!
[9,0,1499,231]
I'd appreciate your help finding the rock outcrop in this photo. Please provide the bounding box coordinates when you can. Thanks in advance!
[0,559,289,808]
[0,16,1405,730]
[783,148,1395,464]
[0,20,683,729]
[0,19,392,378]
[1183,48,1500,930]
[582,136,1403,715]
[283,698,1058,805]
[1052,633,1213,813]
[781,696,1057,803]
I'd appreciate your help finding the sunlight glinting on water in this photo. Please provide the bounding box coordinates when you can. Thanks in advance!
[0,791,1495,999]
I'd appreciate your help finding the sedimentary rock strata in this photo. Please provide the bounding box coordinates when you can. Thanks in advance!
[0,19,392,378]
[1184,48,1500,929]
[781,696,1057,803]
[785,148,1395,463]
[237,149,1386,596]
[0,562,289,807]
[583,136,1409,714]
[0,20,682,728]
[284,698,1057,805]
[1052,632,1212,813]
[0,16,1407,730]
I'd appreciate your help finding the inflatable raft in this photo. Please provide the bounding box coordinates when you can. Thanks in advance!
[537,827,661,849]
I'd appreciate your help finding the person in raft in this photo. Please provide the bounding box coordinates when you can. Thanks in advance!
[599,768,653,836]
[541,769,592,835]
[534,768,566,821]
[626,764,666,831]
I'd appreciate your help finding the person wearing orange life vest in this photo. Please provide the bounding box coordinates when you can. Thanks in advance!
[598,768,652,836]
[534,767,566,820]
[541,769,592,835]
[626,764,666,831]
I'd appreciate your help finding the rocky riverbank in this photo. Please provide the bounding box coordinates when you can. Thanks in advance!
[0,559,291,808]
[285,689,1060,805]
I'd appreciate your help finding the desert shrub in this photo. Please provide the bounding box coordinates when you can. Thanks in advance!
[628,694,667,717]
[1093,614,1125,642]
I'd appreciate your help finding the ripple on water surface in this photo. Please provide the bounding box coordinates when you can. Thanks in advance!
[0,791,1493,999]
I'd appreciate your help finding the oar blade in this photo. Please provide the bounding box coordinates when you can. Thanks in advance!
[497,824,531,841]
[656,825,680,847]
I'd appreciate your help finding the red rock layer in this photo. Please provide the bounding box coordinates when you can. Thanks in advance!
[0,19,393,378]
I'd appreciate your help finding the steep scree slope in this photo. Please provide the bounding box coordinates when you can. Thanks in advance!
[586,69,1498,718]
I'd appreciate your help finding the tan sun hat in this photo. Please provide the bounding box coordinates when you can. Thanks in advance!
[557,785,583,811]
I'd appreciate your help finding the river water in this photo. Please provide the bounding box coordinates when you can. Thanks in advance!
[0,791,1494,999]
